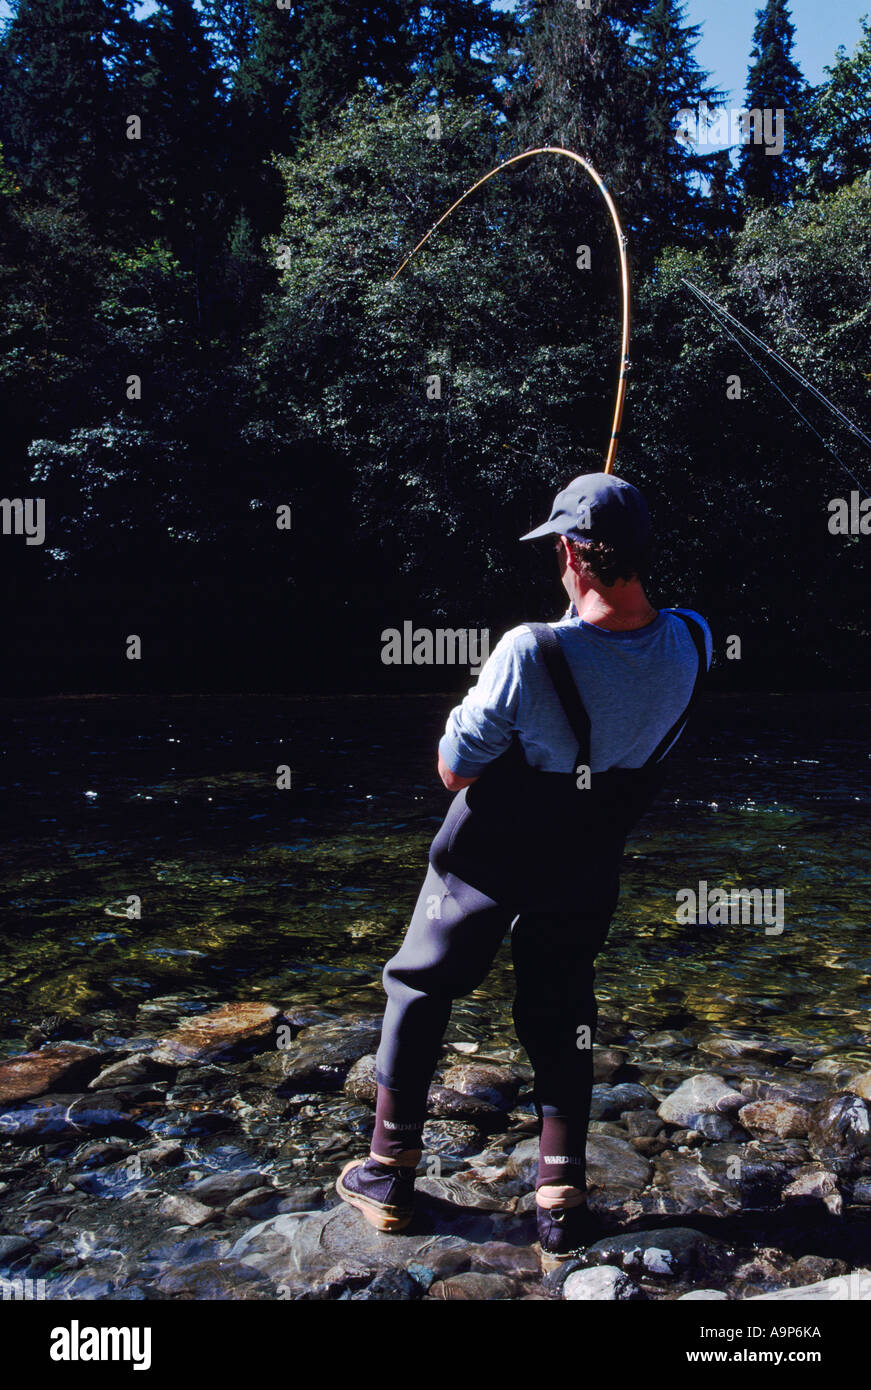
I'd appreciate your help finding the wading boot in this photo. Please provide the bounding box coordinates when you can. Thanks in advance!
[535,1186,602,1258]
[336,1151,420,1232]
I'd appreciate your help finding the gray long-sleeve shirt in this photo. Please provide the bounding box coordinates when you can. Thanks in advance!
[438,608,713,778]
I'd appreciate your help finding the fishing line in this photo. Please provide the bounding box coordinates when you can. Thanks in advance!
[683,278,871,500]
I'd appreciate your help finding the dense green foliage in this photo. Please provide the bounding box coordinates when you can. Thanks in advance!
[0,0,869,690]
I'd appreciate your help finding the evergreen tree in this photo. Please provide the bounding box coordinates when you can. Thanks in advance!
[132,1,225,262]
[738,0,808,206]
[806,17,871,193]
[297,1,414,134]
[0,0,141,219]
[631,0,726,247]
[411,0,518,106]
[508,0,650,222]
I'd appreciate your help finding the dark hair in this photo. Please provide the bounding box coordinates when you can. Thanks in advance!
[561,536,650,587]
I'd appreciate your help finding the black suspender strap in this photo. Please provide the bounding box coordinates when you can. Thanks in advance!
[527,623,592,767]
[642,612,708,768]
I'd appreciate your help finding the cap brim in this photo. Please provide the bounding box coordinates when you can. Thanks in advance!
[519,519,563,542]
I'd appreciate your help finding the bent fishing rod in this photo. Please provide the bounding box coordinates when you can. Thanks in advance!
[389,146,631,476]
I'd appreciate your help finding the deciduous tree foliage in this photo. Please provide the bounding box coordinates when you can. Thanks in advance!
[0,0,868,689]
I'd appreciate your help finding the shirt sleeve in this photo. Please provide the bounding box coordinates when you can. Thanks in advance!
[438,627,528,778]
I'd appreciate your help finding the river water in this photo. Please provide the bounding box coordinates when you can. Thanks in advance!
[1,692,869,1060]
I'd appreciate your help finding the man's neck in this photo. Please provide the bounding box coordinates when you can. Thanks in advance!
[573,582,658,632]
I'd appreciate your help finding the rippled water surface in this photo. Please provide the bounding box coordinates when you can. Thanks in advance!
[1,693,869,1057]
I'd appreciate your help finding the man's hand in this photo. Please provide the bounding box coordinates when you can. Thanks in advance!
[437,754,478,792]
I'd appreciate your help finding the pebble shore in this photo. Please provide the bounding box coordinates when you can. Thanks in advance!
[1,999,870,1301]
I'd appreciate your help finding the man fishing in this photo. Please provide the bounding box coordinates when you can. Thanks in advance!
[337,472,712,1256]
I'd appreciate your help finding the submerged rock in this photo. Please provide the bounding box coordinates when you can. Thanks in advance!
[698,1033,794,1066]
[738,1100,811,1138]
[658,1074,746,1128]
[0,1045,102,1104]
[807,1095,871,1164]
[563,1266,641,1301]
[153,1003,281,1065]
[440,1062,519,1111]
[749,1269,871,1300]
[584,1227,733,1279]
[429,1272,518,1300]
[268,1017,381,1093]
[782,1164,843,1215]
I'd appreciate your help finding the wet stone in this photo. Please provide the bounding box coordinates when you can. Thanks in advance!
[88,1054,177,1091]
[698,1033,794,1066]
[593,1048,627,1083]
[421,1120,482,1157]
[0,1045,103,1104]
[564,1266,641,1301]
[343,1054,378,1105]
[658,1074,746,1128]
[808,1095,871,1164]
[159,1194,217,1227]
[439,1063,520,1111]
[428,1272,519,1300]
[153,1003,281,1066]
[583,1227,733,1279]
[188,1170,266,1207]
[738,1099,811,1139]
[268,1017,382,1094]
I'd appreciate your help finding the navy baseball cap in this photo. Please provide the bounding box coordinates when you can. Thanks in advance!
[520,473,650,549]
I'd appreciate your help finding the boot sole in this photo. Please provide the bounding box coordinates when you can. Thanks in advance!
[336,1160,413,1233]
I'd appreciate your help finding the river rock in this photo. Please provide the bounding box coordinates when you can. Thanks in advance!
[153,1258,273,1300]
[421,1120,482,1157]
[698,1033,793,1065]
[781,1164,842,1215]
[590,1083,656,1121]
[226,1186,282,1220]
[0,1094,144,1144]
[624,1110,664,1137]
[738,1100,811,1139]
[563,1266,641,1300]
[343,1054,378,1104]
[593,1048,627,1082]
[343,1269,424,1301]
[679,1289,729,1300]
[268,1017,382,1093]
[658,1074,746,1128]
[159,1194,217,1227]
[230,1205,470,1289]
[0,1045,102,1103]
[846,1074,871,1102]
[188,1170,267,1207]
[739,1074,832,1106]
[651,1149,742,1219]
[153,1003,280,1065]
[851,1177,871,1204]
[429,1272,519,1300]
[584,1227,732,1279]
[748,1269,871,1300]
[586,1135,653,1198]
[88,1053,176,1090]
[469,1241,542,1279]
[426,1085,502,1127]
[807,1095,871,1163]
[440,1062,519,1110]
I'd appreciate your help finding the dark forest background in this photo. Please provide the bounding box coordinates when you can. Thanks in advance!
[1,0,870,694]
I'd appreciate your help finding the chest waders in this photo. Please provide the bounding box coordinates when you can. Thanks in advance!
[432,614,708,913]
[372,613,708,1187]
